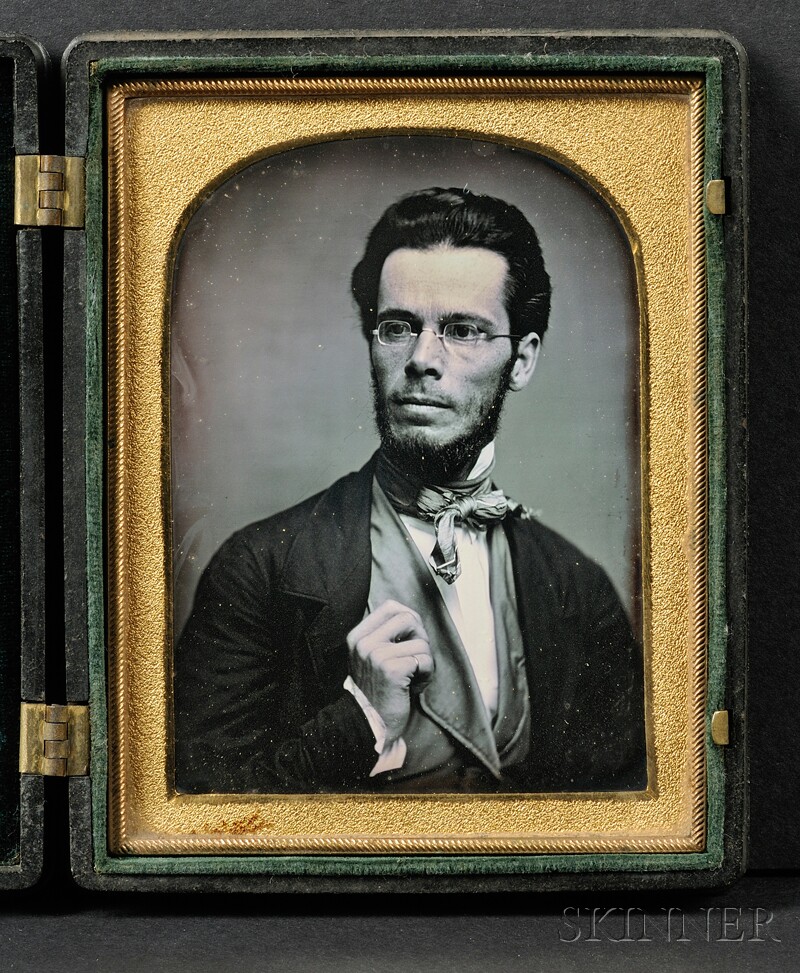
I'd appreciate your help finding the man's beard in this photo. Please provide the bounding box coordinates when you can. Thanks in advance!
[371,359,514,485]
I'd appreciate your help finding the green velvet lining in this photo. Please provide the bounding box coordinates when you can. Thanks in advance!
[83,51,728,878]
[0,57,21,868]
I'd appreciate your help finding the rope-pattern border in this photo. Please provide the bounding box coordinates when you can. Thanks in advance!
[105,74,708,857]
[687,83,709,852]
[120,832,705,855]
[107,84,130,854]
[109,75,703,99]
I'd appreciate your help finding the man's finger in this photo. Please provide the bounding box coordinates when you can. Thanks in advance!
[407,648,434,693]
[412,650,434,680]
[346,600,423,649]
[382,649,434,683]
[349,609,428,654]
[369,637,431,667]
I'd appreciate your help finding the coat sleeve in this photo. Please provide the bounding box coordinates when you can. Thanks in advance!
[172,529,378,794]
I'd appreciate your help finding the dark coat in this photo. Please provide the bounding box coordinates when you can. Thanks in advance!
[173,460,647,794]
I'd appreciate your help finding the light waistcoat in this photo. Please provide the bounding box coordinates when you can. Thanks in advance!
[368,480,531,791]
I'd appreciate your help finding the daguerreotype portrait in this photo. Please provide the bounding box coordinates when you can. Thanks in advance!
[170,142,646,797]
[101,70,726,861]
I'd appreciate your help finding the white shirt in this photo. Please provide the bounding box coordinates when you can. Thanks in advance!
[344,443,499,775]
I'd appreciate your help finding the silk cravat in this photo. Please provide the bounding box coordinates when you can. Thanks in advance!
[375,450,513,584]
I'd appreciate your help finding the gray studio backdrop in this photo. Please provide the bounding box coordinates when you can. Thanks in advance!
[170,136,640,637]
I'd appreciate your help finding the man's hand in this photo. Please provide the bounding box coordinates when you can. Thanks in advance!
[346,600,434,745]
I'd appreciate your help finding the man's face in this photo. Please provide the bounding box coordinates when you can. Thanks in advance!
[370,244,539,481]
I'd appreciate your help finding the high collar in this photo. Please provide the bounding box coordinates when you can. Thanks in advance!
[468,441,496,480]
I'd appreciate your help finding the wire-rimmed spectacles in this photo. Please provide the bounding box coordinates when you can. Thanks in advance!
[371,319,521,351]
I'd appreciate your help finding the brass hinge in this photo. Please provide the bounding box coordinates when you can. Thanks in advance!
[14,155,85,228]
[706,179,727,215]
[19,703,90,776]
[711,709,730,746]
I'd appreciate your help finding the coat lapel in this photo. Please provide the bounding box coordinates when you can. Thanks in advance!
[278,458,376,695]
[504,515,546,652]
[503,512,580,780]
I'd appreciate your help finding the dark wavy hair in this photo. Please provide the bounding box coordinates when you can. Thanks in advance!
[351,187,551,341]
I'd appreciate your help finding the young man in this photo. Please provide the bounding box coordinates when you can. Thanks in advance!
[174,187,647,794]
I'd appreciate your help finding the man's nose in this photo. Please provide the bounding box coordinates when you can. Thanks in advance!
[405,329,445,377]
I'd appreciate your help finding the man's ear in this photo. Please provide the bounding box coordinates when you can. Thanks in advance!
[508,333,540,391]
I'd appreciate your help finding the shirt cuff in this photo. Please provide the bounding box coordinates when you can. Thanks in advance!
[343,676,407,776]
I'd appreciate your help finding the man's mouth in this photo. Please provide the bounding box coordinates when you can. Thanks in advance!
[392,394,451,409]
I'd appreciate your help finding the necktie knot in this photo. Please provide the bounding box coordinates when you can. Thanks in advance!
[438,493,480,527]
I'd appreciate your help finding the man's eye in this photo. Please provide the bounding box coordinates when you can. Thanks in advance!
[382,321,411,339]
[447,322,479,342]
